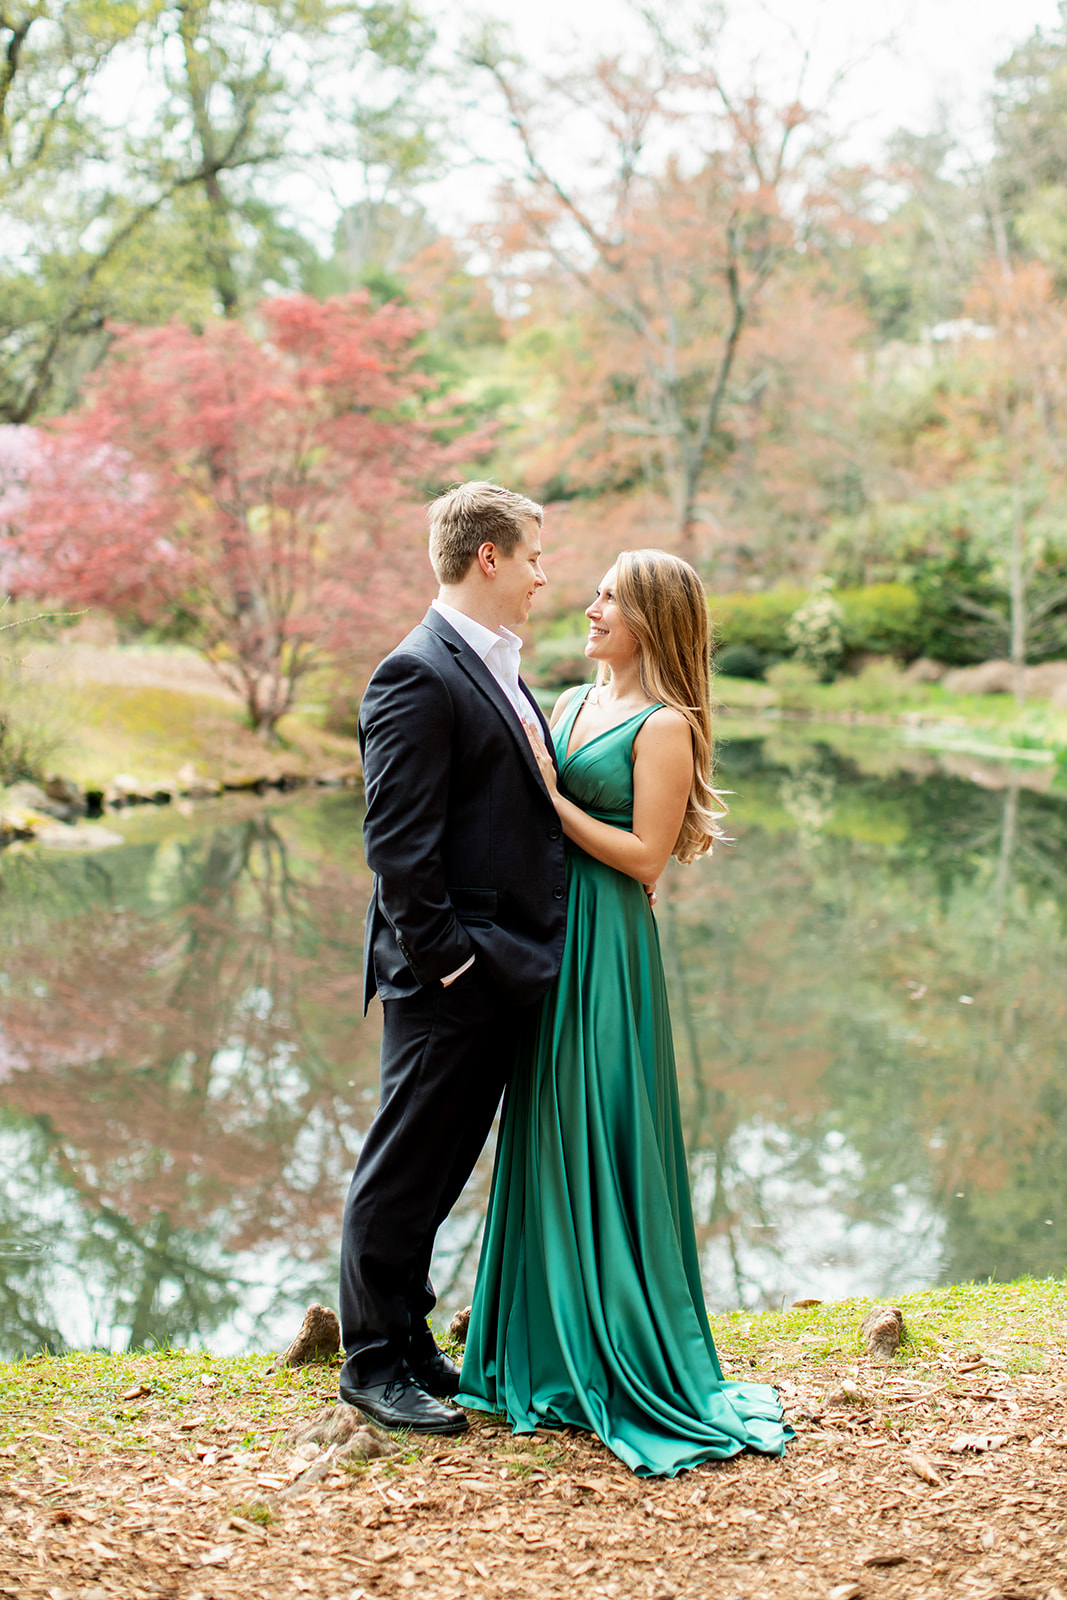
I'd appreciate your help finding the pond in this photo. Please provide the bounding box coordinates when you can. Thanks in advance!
[1,729,1064,1360]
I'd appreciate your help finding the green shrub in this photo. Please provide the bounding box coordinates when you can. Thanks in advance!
[0,661,72,784]
[764,659,819,709]
[838,583,925,659]
[709,590,805,657]
[715,643,768,680]
[845,658,910,711]
[711,583,928,664]
[527,634,594,690]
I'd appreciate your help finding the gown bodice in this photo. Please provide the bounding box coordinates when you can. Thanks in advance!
[552,684,663,829]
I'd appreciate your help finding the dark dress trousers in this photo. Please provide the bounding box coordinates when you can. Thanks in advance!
[339,607,568,1387]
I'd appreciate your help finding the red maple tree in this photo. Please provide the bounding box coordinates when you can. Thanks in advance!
[7,295,484,734]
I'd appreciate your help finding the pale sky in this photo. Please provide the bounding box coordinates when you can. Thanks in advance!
[414,0,1065,233]
[76,0,1067,254]
[443,0,1063,147]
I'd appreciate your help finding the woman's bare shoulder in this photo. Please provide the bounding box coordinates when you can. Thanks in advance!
[638,704,690,740]
[549,683,587,729]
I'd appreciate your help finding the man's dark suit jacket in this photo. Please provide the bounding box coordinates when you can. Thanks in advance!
[359,607,568,1011]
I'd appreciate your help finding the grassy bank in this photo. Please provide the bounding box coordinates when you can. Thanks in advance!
[2,1279,1065,1600]
[3,1277,1063,1456]
[716,667,1067,771]
[1,641,361,791]
[56,684,362,790]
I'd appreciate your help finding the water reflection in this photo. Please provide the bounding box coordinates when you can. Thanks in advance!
[666,736,1067,1308]
[0,739,1064,1359]
[0,796,381,1357]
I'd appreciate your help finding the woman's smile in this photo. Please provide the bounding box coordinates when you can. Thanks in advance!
[584,567,635,660]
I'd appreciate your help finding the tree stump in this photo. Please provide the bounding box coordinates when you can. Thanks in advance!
[449,1306,472,1346]
[860,1305,906,1361]
[266,1303,341,1372]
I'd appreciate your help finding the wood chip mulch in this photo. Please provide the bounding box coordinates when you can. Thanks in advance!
[3,1352,1066,1600]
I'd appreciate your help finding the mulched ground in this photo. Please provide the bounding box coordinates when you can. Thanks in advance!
[3,1346,1066,1600]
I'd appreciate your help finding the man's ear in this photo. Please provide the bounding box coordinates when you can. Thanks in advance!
[476,541,497,578]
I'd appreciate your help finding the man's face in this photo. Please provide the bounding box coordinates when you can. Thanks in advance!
[490,521,547,627]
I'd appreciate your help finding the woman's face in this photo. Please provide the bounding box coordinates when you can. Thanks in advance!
[585,566,638,666]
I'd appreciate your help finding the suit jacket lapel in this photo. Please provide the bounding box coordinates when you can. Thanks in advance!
[420,608,556,795]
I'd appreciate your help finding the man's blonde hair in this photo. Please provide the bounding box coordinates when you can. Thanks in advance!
[428,481,544,585]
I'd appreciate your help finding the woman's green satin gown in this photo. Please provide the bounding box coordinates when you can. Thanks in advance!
[455,688,793,1476]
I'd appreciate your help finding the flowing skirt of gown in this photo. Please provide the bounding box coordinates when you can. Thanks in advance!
[455,690,793,1476]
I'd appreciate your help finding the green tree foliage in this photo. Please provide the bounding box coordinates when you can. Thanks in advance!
[992,4,1067,274]
[854,131,983,343]
[0,0,435,422]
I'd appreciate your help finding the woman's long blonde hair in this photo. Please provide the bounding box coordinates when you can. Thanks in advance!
[596,548,727,863]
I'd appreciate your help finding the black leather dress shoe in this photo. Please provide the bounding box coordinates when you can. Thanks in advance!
[408,1348,461,1398]
[339,1375,468,1435]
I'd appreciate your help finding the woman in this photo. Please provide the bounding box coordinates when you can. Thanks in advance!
[455,550,792,1476]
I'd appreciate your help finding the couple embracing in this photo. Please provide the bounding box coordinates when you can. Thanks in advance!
[338,481,792,1478]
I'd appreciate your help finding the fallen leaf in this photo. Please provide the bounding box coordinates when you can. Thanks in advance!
[199,1544,236,1568]
[199,1375,217,1388]
[863,1552,909,1568]
[947,1434,1009,1453]
[227,1515,267,1538]
[85,1540,120,1561]
[904,1451,942,1486]
[120,1384,152,1402]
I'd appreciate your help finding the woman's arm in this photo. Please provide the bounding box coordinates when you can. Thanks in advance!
[522,707,692,883]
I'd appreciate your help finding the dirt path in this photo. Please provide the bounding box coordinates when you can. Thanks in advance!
[3,1341,1065,1600]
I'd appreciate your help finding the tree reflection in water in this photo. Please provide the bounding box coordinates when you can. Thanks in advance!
[0,748,1065,1357]
[661,737,1067,1308]
[0,797,380,1357]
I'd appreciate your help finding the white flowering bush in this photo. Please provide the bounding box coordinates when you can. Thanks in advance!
[787,577,844,680]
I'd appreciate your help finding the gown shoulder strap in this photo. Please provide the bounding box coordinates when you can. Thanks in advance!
[555,683,593,741]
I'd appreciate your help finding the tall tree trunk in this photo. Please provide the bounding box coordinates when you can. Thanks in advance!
[674,248,747,561]
[178,0,239,316]
[1010,481,1027,709]
[127,1213,173,1350]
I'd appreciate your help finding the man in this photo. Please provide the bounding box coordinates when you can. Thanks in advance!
[338,481,568,1434]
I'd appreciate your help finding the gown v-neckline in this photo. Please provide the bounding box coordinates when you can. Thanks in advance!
[561,684,661,765]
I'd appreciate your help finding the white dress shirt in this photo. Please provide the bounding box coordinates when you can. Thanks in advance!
[430,599,534,984]
[431,599,532,723]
